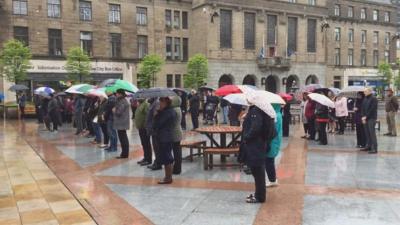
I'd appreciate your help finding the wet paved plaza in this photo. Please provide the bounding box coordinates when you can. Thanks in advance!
[0,112,400,225]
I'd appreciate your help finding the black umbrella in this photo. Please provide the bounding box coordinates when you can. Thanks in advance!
[9,84,29,92]
[55,92,67,97]
[199,86,215,92]
[133,88,177,99]
[172,88,188,97]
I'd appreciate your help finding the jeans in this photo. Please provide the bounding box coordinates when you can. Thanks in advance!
[107,120,118,151]
[222,106,229,124]
[138,128,152,163]
[75,112,83,133]
[191,112,199,129]
[250,166,266,202]
[265,157,276,182]
[93,122,102,143]
[100,123,109,145]
[117,130,129,158]
[356,123,366,147]
[364,119,378,151]
[181,111,186,129]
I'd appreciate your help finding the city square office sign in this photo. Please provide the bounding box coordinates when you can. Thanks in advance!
[27,60,125,74]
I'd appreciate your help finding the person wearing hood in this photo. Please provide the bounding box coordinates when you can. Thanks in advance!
[265,104,282,187]
[135,99,152,166]
[113,89,130,159]
[153,97,177,184]
[171,95,183,174]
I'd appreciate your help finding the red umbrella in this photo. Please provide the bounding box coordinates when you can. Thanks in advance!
[279,93,293,101]
[215,85,241,96]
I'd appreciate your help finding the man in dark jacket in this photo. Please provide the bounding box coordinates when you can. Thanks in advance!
[189,90,200,130]
[178,91,187,130]
[361,88,378,154]
[240,105,275,203]
[146,98,162,170]
[105,92,117,152]
[384,88,398,137]
[315,103,329,145]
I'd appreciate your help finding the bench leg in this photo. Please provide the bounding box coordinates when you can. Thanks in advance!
[203,153,208,170]
[189,147,194,162]
[209,154,213,170]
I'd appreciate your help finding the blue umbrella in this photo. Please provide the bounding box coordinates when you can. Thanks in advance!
[34,87,55,95]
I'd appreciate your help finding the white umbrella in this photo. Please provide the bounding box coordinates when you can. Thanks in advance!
[223,94,248,106]
[340,86,365,98]
[88,88,108,99]
[308,93,335,108]
[329,87,341,96]
[246,91,276,118]
[251,90,286,105]
[34,87,55,95]
[238,85,258,94]
[65,84,93,94]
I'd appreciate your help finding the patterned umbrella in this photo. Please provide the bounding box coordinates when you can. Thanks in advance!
[34,87,55,95]
[104,79,138,93]
[65,84,94,94]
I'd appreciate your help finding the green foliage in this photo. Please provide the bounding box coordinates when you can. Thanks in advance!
[378,62,393,87]
[137,54,164,88]
[395,59,400,91]
[0,39,32,83]
[65,47,91,83]
[184,54,208,89]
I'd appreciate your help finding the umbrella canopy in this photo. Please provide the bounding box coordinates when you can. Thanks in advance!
[104,79,138,93]
[199,86,215,92]
[99,79,117,87]
[34,87,55,95]
[308,93,335,108]
[215,85,257,96]
[251,90,286,105]
[329,88,341,96]
[314,87,341,96]
[223,93,248,106]
[88,88,108,99]
[55,92,67,97]
[246,91,276,118]
[133,87,177,99]
[279,93,293,102]
[65,84,94,94]
[339,86,365,98]
[9,84,29,92]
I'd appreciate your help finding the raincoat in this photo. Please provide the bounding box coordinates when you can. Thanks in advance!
[267,104,282,158]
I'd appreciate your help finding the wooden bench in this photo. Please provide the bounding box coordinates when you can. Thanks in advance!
[180,140,207,162]
[203,147,241,170]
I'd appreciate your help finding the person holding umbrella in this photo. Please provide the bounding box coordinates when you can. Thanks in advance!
[135,98,153,166]
[146,98,161,170]
[189,89,200,130]
[171,96,183,174]
[113,89,131,159]
[361,87,378,154]
[176,91,187,130]
[265,104,282,188]
[315,102,329,145]
[104,91,118,152]
[47,93,61,132]
[18,92,26,119]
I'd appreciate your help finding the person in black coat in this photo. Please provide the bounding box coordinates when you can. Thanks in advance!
[153,97,177,184]
[354,92,366,148]
[315,103,329,145]
[228,103,242,126]
[361,88,378,154]
[189,90,200,130]
[240,105,275,203]
[178,91,187,130]
[282,102,291,137]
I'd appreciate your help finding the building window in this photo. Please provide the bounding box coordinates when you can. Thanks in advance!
[385,32,390,45]
[361,49,367,66]
[334,27,341,41]
[182,11,188,29]
[48,29,62,56]
[384,51,390,63]
[182,38,189,61]
[110,33,121,58]
[173,11,180,28]
[166,74,173,88]
[165,10,172,27]
[175,74,182,88]
[174,37,181,60]
[48,0,61,18]
[334,48,340,65]
[109,4,121,23]
[136,7,147,26]
[13,0,27,15]
[80,31,92,56]
[334,5,340,16]
[308,0,316,6]
[166,37,172,60]
[397,39,400,49]
[361,30,367,44]
[373,10,379,21]
[307,19,316,53]
[267,15,277,45]
[348,29,354,42]
[384,11,390,22]
[220,9,232,48]
[13,26,29,46]
[373,50,379,66]
[138,35,148,59]
[348,6,353,18]
[361,8,366,20]
[373,31,379,44]
[288,0,296,3]
[244,12,256,49]
[348,49,353,66]
[287,17,298,55]
[79,1,92,21]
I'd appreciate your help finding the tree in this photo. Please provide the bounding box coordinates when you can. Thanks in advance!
[378,61,393,88]
[137,54,164,88]
[184,54,208,89]
[0,39,32,83]
[395,59,400,91]
[65,47,91,83]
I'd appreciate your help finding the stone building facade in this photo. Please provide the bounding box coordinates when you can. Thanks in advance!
[0,0,397,101]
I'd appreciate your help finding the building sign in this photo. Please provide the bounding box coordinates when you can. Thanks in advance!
[27,60,125,74]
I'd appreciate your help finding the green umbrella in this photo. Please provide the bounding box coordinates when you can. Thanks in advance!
[105,79,138,93]
[65,84,94,94]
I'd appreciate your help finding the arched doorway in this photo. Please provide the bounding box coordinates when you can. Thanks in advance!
[265,75,279,93]
[305,75,319,85]
[286,75,299,93]
[242,74,256,86]
[218,74,234,87]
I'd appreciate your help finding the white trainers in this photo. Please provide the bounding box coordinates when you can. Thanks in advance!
[266,180,279,188]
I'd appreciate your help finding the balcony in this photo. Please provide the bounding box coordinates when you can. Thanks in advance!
[257,56,291,71]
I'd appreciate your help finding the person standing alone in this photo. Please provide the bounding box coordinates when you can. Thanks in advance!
[18,92,26,119]
[384,88,398,137]
[361,88,378,154]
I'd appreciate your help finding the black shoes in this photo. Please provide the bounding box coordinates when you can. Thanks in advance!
[383,133,391,136]
[116,156,128,159]
[368,150,378,154]
[147,164,162,170]
[139,161,152,166]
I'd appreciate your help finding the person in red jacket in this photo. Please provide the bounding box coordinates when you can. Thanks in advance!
[305,95,316,140]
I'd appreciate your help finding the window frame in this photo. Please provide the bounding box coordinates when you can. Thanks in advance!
[166,37,173,60]
[384,11,390,22]
[174,37,181,60]
[334,27,341,42]
[173,11,180,29]
[47,0,61,18]
[220,9,233,49]
[348,49,354,66]
[334,4,340,16]
[80,31,93,56]
[110,33,122,58]
[13,26,29,46]
[136,7,147,26]
[361,8,367,20]
[334,48,341,66]
[361,49,367,66]
[348,29,354,42]
[108,4,121,24]
[182,38,189,61]
[137,35,148,59]
[13,0,28,15]
[165,10,172,27]
[373,31,379,45]
[347,6,353,18]
[373,50,379,66]
[79,1,92,21]
[361,30,367,44]
[307,18,317,53]
[166,74,173,88]
[373,10,379,21]
[244,12,256,50]
[48,29,63,56]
